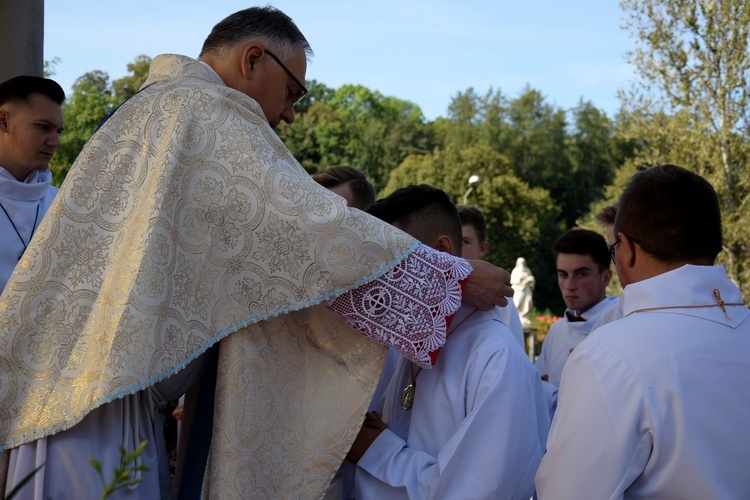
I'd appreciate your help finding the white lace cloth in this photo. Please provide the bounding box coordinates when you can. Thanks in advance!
[329,245,472,368]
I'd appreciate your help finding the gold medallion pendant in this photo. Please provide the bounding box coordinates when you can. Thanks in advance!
[398,309,478,411]
[402,382,416,410]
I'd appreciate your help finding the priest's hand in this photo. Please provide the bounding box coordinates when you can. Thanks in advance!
[346,411,388,464]
[464,260,513,310]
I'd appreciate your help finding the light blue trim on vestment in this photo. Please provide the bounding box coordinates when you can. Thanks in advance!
[1,239,420,451]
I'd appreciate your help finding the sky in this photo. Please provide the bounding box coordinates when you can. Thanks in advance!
[45,0,636,121]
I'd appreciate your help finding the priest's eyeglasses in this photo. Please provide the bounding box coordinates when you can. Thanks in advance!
[609,234,641,264]
[265,49,308,105]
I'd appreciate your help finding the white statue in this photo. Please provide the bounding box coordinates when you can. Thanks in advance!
[510,257,535,328]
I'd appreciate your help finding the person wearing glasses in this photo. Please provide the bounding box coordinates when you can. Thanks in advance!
[534,229,619,414]
[536,164,750,499]
[1,7,516,499]
[590,203,625,331]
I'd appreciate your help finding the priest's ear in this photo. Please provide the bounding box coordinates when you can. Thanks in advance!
[239,44,265,78]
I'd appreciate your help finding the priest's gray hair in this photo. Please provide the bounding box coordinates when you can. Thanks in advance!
[200,6,313,61]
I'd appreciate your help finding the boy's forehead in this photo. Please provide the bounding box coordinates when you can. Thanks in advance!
[556,252,598,271]
[461,224,478,238]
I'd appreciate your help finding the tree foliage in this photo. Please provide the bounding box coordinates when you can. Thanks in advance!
[278,83,433,191]
[44,57,61,78]
[111,55,152,104]
[382,143,564,311]
[438,87,623,229]
[619,0,750,293]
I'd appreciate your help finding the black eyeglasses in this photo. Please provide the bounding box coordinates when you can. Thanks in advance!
[265,49,308,105]
[608,234,641,264]
[608,239,621,265]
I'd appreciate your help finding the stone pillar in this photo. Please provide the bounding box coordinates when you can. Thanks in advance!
[0,0,44,82]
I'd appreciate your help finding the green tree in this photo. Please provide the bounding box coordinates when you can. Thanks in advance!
[445,87,482,149]
[44,57,62,78]
[280,100,349,173]
[111,55,151,104]
[619,0,750,293]
[440,86,618,228]
[327,84,425,189]
[381,120,435,173]
[291,78,334,115]
[382,144,563,311]
[444,87,509,152]
[278,83,430,190]
[506,88,577,225]
[565,99,626,222]
[477,88,510,151]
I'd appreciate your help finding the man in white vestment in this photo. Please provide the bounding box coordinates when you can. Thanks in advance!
[536,164,750,499]
[458,204,525,349]
[0,7,514,499]
[0,76,65,291]
[534,229,619,412]
[344,185,549,499]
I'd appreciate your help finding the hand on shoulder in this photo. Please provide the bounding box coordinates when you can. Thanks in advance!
[463,260,513,310]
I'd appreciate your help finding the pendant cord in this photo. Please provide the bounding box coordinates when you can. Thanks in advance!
[626,289,744,321]
[403,308,480,409]
[0,200,40,259]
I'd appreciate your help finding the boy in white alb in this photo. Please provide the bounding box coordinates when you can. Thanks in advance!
[458,204,526,350]
[0,76,65,291]
[345,185,549,500]
[534,229,619,411]
[536,164,750,499]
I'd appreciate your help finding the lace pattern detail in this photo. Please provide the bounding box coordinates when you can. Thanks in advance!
[328,244,472,368]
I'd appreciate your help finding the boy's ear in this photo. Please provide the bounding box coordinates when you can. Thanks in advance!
[435,234,455,256]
